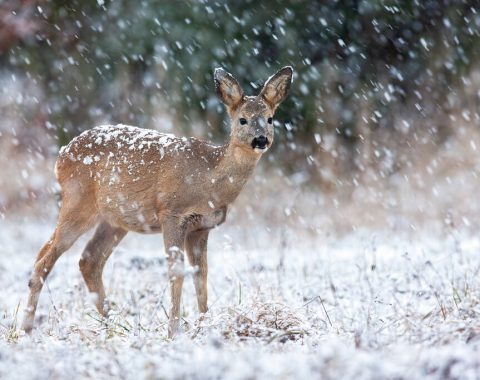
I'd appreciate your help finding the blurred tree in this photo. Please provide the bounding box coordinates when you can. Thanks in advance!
[3,0,480,183]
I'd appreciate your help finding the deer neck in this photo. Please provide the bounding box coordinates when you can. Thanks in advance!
[221,140,260,173]
[208,140,261,205]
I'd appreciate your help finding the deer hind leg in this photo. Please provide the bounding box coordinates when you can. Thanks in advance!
[79,221,127,316]
[185,230,209,314]
[22,201,98,333]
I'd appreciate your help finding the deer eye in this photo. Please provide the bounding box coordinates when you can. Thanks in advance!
[239,118,247,125]
[267,117,273,124]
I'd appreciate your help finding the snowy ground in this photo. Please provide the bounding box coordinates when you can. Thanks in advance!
[1,198,480,379]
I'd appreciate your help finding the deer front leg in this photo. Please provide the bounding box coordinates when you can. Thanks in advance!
[185,230,209,314]
[163,217,186,339]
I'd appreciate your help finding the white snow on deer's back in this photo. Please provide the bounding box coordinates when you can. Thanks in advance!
[58,124,186,158]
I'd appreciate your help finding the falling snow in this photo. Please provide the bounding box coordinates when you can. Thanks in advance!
[2,1,480,379]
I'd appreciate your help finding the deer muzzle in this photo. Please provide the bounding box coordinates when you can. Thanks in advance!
[251,135,269,150]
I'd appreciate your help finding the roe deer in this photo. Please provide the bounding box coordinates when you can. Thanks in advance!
[22,66,293,338]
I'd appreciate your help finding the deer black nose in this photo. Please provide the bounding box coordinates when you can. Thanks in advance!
[251,136,269,150]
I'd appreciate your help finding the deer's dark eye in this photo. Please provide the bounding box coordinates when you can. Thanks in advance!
[239,118,247,125]
[267,117,273,124]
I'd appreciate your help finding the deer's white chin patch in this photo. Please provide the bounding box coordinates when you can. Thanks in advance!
[253,147,268,154]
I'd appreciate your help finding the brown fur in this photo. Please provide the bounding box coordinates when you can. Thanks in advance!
[22,66,293,338]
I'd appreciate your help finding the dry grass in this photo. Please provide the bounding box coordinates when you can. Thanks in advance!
[189,300,307,342]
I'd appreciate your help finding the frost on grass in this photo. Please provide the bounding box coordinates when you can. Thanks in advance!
[1,213,480,379]
[192,300,307,342]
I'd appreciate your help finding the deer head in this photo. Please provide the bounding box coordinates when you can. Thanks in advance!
[214,66,293,154]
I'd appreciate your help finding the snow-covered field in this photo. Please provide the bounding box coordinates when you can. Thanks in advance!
[1,190,480,379]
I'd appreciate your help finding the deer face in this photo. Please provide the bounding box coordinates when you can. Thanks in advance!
[214,67,293,154]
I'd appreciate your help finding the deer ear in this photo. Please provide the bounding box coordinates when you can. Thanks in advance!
[214,68,244,110]
[260,66,293,110]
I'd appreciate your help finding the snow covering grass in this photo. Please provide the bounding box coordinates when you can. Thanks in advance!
[1,206,480,379]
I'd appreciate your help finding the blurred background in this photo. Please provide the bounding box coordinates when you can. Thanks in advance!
[1,0,480,232]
